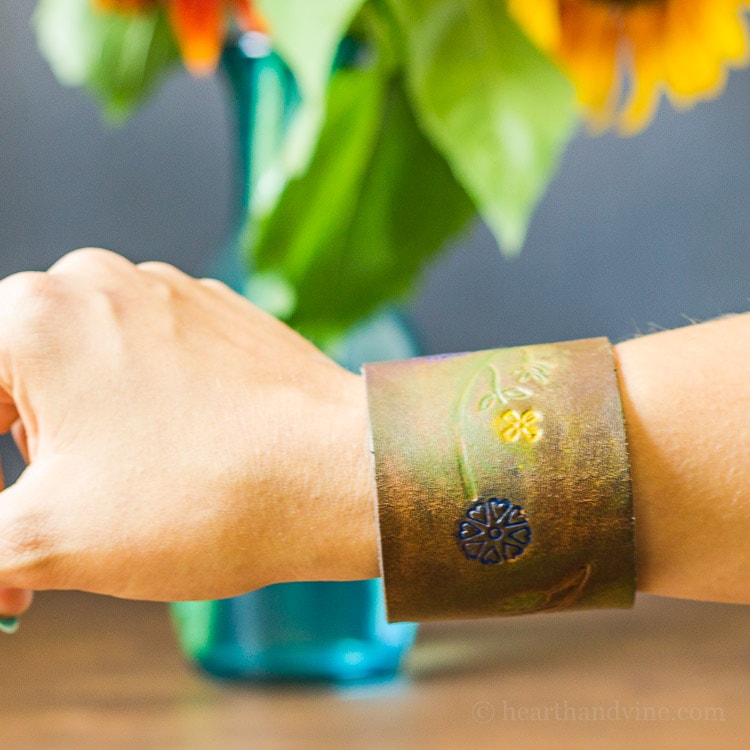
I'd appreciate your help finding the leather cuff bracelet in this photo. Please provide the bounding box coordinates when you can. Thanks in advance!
[363,337,635,622]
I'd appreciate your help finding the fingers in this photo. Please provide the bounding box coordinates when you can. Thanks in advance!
[0,588,33,619]
[136,260,192,285]
[0,439,33,621]
[11,419,29,464]
[0,252,133,398]
[0,271,63,394]
[0,272,55,623]
[47,247,139,286]
[49,251,191,295]
[198,277,233,294]
[0,404,20,437]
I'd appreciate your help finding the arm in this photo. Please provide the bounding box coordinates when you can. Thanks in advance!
[615,315,750,604]
[0,249,747,622]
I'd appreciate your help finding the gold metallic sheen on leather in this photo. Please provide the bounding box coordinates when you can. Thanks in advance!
[363,338,636,623]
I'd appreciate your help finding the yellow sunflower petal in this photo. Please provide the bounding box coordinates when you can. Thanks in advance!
[508,0,562,51]
[514,0,750,135]
[663,0,727,100]
[697,0,749,65]
[620,7,667,134]
[557,4,621,119]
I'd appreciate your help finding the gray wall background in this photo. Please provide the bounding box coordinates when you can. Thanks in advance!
[2,1,750,467]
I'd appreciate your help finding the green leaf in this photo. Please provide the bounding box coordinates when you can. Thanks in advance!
[478,394,496,411]
[384,0,579,253]
[247,62,474,341]
[256,0,367,179]
[501,386,532,401]
[34,0,179,121]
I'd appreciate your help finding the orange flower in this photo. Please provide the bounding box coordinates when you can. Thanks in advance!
[508,0,750,133]
[96,0,267,76]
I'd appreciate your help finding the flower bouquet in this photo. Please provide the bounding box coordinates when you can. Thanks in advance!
[34,0,750,344]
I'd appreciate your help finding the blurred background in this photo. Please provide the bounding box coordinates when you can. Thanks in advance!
[4,1,750,361]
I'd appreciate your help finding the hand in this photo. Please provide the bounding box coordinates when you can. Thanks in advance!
[0,249,378,618]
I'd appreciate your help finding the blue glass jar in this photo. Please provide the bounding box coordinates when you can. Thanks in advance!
[170,33,418,683]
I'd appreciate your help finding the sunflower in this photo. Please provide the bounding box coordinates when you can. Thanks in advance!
[508,0,750,133]
[96,0,267,75]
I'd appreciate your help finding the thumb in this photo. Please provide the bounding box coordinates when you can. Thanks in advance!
[0,460,61,605]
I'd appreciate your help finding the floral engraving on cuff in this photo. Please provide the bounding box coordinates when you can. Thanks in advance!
[477,363,532,412]
[458,498,532,564]
[512,349,556,385]
[495,409,543,443]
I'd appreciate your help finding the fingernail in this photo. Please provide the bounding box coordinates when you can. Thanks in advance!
[0,617,19,634]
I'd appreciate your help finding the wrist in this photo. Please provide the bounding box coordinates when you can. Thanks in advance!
[335,372,380,581]
[278,369,379,585]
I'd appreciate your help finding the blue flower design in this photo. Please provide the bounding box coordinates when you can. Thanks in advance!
[458,498,531,564]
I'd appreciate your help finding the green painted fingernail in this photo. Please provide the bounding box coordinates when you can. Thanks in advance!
[0,617,19,634]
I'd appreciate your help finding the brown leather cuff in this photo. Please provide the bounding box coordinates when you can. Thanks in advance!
[363,338,635,622]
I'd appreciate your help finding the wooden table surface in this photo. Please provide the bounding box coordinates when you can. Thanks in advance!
[1,590,747,749]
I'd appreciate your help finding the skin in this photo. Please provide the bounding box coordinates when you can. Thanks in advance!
[615,315,750,604]
[0,248,747,618]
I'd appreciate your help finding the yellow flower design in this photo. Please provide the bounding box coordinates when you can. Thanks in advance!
[508,0,750,133]
[496,409,543,443]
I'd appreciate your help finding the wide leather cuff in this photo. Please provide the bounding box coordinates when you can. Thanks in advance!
[363,338,635,622]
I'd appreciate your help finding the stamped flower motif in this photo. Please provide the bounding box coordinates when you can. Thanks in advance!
[512,360,553,385]
[477,363,532,412]
[458,499,532,564]
[512,348,556,385]
[512,364,548,384]
[495,409,543,443]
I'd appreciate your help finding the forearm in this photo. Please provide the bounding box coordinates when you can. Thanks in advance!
[615,313,750,603]
[1,250,746,620]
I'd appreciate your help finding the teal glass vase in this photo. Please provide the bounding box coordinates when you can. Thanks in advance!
[170,33,418,683]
